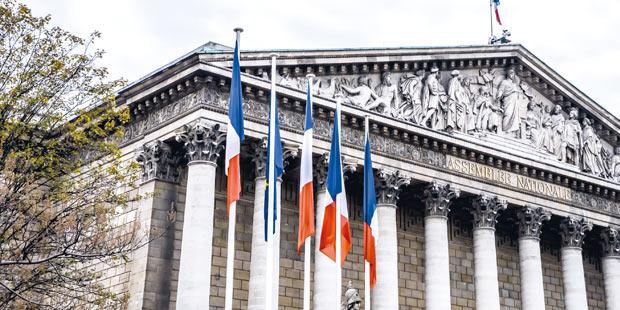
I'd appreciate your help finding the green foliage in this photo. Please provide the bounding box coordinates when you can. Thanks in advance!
[0,1,142,308]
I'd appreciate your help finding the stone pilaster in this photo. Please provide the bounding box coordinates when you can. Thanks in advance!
[601,226,620,310]
[422,181,459,310]
[516,206,550,310]
[174,119,225,309]
[372,169,410,310]
[559,216,593,310]
[471,195,506,310]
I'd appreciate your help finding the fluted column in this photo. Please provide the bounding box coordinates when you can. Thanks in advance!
[174,119,225,309]
[517,206,551,310]
[471,195,507,310]
[422,182,459,310]
[372,170,410,310]
[560,216,592,310]
[601,226,620,310]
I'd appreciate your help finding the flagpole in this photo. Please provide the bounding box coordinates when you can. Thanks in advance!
[489,0,494,40]
[335,94,343,310]
[302,74,315,310]
[364,115,371,310]
[224,27,243,310]
[265,53,279,310]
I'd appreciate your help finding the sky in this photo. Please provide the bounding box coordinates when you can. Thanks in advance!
[22,0,620,116]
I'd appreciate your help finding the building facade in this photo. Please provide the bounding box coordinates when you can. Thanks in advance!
[115,43,620,309]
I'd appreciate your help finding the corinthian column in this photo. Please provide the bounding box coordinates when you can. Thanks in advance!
[471,195,507,310]
[601,226,620,310]
[422,182,459,310]
[372,169,410,310]
[560,216,592,310]
[174,119,225,309]
[517,206,551,310]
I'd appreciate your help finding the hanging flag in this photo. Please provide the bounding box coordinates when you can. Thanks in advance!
[264,93,283,240]
[319,101,352,264]
[492,0,502,25]
[297,80,315,254]
[225,33,244,216]
[363,119,377,288]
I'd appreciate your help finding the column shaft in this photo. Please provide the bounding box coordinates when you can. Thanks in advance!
[473,228,501,310]
[314,190,339,309]
[372,204,399,309]
[424,216,451,310]
[561,247,588,310]
[518,238,545,310]
[176,161,217,309]
[603,257,620,310]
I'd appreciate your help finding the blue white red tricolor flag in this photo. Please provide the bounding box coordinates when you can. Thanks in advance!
[319,101,352,264]
[492,0,502,25]
[297,80,315,254]
[225,35,244,216]
[363,119,378,288]
[264,93,283,241]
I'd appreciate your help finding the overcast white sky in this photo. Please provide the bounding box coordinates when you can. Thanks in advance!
[23,0,620,116]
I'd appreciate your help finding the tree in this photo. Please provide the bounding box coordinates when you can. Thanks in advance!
[0,1,144,308]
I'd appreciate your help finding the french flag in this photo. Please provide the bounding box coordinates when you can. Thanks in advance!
[492,0,502,25]
[297,80,315,254]
[363,119,377,288]
[225,35,244,215]
[319,100,351,264]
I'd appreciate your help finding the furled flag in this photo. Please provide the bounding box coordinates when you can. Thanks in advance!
[319,101,352,264]
[297,81,315,254]
[363,119,378,288]
[264,93,283,240]
[492,0,502,25]
[225,34,244,216]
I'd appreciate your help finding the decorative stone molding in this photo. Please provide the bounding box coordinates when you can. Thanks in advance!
[175,119,226,163]
[601,226,620,257]
[248,138,267,179]
[314,152,329,189]
[560,216,593,249]
[422,181,460,218]
[375,169,411,206]
[282,143,299,171]
[134,140,180,183]
[471,194,507,229]
[517,206,551,240]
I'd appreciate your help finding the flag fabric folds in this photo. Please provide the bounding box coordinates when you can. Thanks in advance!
[225,36,244,216]
[319,101,351,264]
[363,122,378,288]
[297,81,315,254]
[264,94,283,241]
[492,0,502,25]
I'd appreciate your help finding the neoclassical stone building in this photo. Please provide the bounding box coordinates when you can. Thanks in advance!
[116,42,620,309]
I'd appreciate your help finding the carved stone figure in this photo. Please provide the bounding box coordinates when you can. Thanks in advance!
[539,105,555,153]
[609,147,620,182]
[421,67,447,130]
[341,281,361,310]
[398,70,425,123]
[446,70,469,132]
[475,86,501,133]
[581,118,605,176]
[317,78,337,98]
[549,104,566,157]
[496,68,524,136]
[279,72,301,88]
[524,101,543,149]
[341,76,390,114]
[473,68,495,88]
[560,108,582,166]
[462,77,477,133]
[372,71,399,116]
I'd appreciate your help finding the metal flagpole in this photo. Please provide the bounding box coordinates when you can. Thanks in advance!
[335,95,343,310]
[265,53,279,310]
[364,115,371,310]
[303,74,315,310]
[489,0,494,40]
[224,27,243,310]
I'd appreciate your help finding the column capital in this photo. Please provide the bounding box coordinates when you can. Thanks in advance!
[248,138,267,179]
[376,169,411,206]
[422,181,460,218]
[471,194,507,229]
[313,152,357,190]
[135,140,180,183]
[175,119,226,164]
[560,216,592,249]
[517,206,551,240]
[601,226,620,257]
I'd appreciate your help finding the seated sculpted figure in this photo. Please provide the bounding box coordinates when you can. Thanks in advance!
[609,147,620,182]
[475,86,502,133]
[340,75,391,115]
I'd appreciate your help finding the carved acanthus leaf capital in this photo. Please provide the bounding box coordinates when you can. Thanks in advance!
[282,143,299,171]
[471,194,507,229]
[135,140,180,183]
[376,169,411,206]
[600,226,620,257]
[422,181,460,218]
[313,152,329,189]
[517,206,551,240]
[175,119,226,163]
[560,216,593,249]
[248,138,267,179]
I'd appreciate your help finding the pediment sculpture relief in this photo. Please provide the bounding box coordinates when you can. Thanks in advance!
[275,66,617,182]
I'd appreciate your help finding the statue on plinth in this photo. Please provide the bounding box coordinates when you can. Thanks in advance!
[342,281,361,310]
